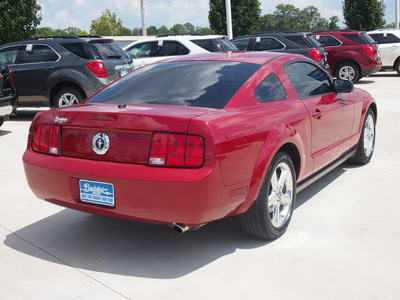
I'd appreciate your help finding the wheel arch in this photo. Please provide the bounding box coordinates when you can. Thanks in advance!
[50,81,87,107]
[236,139,302,215]
[333,59,361,76]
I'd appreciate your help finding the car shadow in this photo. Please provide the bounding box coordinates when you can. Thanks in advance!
[0,129,12,137]
[4,164,348,279]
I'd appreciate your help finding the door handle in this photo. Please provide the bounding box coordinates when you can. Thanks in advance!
[312,109,324,119]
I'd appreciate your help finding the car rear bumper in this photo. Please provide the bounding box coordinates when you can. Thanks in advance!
[23,150,248,226]
[361,63,382,76]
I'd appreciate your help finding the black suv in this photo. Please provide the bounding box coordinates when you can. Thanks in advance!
[0,59,18,127]
[0,36,133,108]
[231,31,329,70]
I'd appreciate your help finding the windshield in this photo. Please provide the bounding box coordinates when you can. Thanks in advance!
[86,61,260,109]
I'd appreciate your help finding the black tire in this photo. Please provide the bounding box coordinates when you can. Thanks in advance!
[335,62,360,83]
[239,152,296,239]
[54,86,85,108]
[0,117,4,127]
[350,108,376,165]
[395,60,400,76]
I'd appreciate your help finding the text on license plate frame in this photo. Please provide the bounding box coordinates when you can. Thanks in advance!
[79,179,115,207]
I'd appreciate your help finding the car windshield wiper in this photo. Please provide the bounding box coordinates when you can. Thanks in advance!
[107,55,122,59]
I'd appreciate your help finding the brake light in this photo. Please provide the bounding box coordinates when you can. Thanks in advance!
[8,67,14,85]
[87,61,107,78]
[32,125,61,155]
[149,133,205,167]
[362,45,375,57]
[308,49,322,61]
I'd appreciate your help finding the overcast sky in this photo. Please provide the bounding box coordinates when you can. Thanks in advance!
[37,0,397,32]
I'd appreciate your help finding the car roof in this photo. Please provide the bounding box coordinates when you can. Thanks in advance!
[123,35,228,49]
[160,51,295,65]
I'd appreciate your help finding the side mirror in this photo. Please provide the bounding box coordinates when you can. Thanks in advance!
[333,79,354,93]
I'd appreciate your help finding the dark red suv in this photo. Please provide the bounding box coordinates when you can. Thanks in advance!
[312,30,381,82]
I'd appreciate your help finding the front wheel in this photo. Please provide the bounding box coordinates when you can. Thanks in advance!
[335,62,360,83]
[395,60,400,76]
[54,86,85,108]
[239,152,296,239]
[350,108,376,165]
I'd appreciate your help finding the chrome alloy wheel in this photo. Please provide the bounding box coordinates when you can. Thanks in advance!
[268,162,294,228]
[58,93,80,107]
[338,65,355,81]
[363,113,375,158]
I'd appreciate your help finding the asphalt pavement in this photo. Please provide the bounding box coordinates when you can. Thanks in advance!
[1,72,399,300]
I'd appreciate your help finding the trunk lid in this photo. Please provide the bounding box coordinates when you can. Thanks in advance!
[34,103,214,164]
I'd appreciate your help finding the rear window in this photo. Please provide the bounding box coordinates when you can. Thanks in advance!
[87,41,128,59]
[343,33,375,45]
[283,35,310,47]
[191,39,237,52]
[86,61,260,109]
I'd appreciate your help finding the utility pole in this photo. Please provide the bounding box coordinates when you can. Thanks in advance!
[396,0,399,29]
[141,0,147,36]
[225,0,233,39]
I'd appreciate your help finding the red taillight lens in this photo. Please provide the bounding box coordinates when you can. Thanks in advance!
[149,133,205,167]
[362,45,375,57]
[32,125,61,155]
[87,61,107,78]
[8,67,14,85]
[308,49,322,61]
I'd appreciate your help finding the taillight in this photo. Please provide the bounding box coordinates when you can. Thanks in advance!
[32,125,61,155]
[87,61,107,78]
[308,49,322,61]
[8,67,14,85]
[149,133,205,167]
[362,45,375,57]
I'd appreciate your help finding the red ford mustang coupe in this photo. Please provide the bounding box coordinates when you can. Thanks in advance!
[23,52,376,239]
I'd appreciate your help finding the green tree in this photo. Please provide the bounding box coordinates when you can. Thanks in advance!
[329,16,341,30]
[343,0,386,30]
[157,25,171,35]
[90,9,125,36]
[35,27,54,37]
[209,0,261,37]
[0,0,42,44]
[273,4,300,30]
[170,23,186,34]
[65,27,82,36]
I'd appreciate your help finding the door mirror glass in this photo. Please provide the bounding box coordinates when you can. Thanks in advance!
[334,79,354,93]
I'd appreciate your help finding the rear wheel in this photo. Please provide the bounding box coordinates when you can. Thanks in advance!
[350,108,376,165]
[54,86,85,108]
[335,62,360,83]
[239,152,296,239]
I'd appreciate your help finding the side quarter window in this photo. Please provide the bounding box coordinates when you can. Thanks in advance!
[255,73,287,103]
[283,61,333,99]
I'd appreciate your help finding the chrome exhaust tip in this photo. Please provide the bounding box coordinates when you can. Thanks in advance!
[172,223,190,233]
[171,223,207,233]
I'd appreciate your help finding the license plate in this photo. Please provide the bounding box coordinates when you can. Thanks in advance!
[120,68,129,76]
[79,180,115,206]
